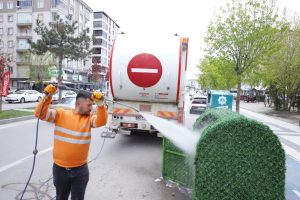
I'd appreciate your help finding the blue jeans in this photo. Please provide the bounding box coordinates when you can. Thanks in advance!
[53,163,89,200]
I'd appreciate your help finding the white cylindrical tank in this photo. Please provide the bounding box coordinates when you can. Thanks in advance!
[109,34,188,103]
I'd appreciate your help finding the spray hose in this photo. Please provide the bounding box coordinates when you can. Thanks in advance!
[19,84,139,199]
[20,94,49,200]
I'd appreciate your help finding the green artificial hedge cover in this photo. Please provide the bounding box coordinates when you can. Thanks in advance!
[192,109,285,200]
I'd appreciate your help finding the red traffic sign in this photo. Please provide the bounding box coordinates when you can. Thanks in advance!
[127,53,163,88]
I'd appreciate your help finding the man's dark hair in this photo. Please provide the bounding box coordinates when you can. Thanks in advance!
[76,91,92,101]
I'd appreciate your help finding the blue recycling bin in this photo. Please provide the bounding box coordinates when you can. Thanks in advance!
[207,90,233,110]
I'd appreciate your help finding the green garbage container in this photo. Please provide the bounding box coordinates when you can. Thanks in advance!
[162,138,194,187]
[207,90,233,109]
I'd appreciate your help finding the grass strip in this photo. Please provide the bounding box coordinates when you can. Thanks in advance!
[0,109,34,120]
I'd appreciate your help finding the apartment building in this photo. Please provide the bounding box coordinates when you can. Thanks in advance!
[92,11,119,90]
[0,0,93,89]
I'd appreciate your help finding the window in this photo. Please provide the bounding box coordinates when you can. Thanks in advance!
[8,40,13,48]
[17,13,32,23]
[94,12,108,22]
[93,30,107,38]
[93,48,101,54]
[37,13,43,22]
[0,40,3,48]
[17,39,30,49]
[0,15,3,22]
[92,56,101,63]
[93,21,108,29]
[17,0,32,9]
[0,2,3,9]
[0,28,3,35]
[94,12,101,19]
[93,38,107,46]
[8,15,13,22]
[8,54,13,61]
[37,0,44,8]
[8,27,14,35]
[7,1,13,9]
[52,0,67,9]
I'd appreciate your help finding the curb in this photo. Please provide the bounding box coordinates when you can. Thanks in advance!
[0,115,35,125]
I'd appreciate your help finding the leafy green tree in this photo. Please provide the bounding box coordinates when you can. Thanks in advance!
[197,56,236,90]
[28,15,92,99]
[262,15,300,111]
[27,52,56,92]
[204,0,281,112]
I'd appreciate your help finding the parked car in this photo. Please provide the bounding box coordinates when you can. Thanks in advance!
[51,97,76,109]
[51,90,77,104]
[5,90,42,103]
[190,95,207,114]
[8,89,17,95]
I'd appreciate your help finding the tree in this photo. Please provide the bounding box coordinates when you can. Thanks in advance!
[0,54,13,112]
[261,14,300,111]
[197,56,237,90]
[27,52,56,92]
[28,14,92,99]
[204,0,281,112]
[90,62,101,85]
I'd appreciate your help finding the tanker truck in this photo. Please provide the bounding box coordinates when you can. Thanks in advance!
[103,34,189,137]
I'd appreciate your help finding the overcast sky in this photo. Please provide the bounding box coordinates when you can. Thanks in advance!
[84,0,300,80]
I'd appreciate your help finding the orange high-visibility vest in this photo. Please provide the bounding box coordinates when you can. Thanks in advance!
[35,95,107,168]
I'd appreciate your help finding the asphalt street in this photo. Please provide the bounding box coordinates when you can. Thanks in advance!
[0,117,190,200]
[0,97,299,199]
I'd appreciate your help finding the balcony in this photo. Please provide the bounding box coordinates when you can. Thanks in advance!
[51,0,68,14]
[16,32,32,39]
[16,58,31,65]
[16,21,32,26]
[16,0,33,10]
[16,13,32,26]
[16,40,31,52]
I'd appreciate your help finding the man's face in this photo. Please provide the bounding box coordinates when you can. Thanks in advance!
[77,98,93,115]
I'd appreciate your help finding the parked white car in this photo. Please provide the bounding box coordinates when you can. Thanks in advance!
[51,90,77,104]
[190,95,207,114]
[5,90,42,103]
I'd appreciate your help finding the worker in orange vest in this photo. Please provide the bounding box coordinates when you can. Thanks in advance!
[35,84,108,200]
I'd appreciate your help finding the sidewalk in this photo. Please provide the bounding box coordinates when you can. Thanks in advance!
[237,101,300,126]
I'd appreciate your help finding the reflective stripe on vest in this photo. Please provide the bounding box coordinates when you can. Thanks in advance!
[51,110,56,123]
[45,110,51,121]
[45,109,57,122]
[54,135,91,144]
[55,126,91,137]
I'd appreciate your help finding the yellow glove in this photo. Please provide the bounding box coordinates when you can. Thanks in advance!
[91,91,104,106]
[44,84,56,95]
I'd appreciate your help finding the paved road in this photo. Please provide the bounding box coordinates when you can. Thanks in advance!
[0,119,190,200]
[1,97,299,199]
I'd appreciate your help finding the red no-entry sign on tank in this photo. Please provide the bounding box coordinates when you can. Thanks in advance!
[127,53,163,88]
